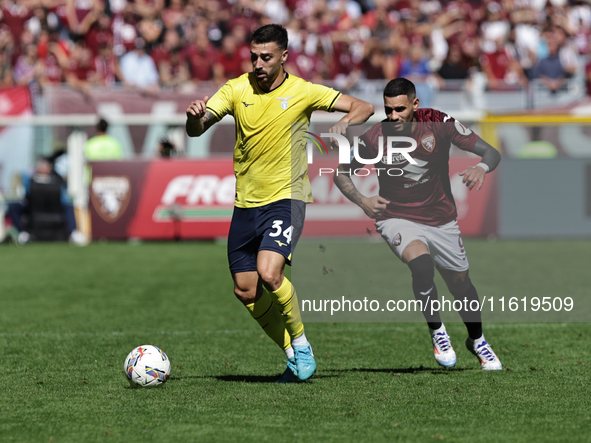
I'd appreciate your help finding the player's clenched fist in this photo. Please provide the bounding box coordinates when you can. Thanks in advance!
[186,96,209,120]
[360,195,391,219]
[326,121,350,150]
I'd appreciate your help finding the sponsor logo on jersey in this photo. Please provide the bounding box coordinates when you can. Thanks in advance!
[275,240,288,247]
[90,176,131,222]
[421,133,435,152]
[393,232,402,247]
[276,96,293,110]
[242,101,254,107]
[404,175,431,188]
[381,152,409,166]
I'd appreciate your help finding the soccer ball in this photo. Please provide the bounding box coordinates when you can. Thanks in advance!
[124,345,171,388]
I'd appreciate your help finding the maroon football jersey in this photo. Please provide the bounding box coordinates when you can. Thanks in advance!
[351,108,478,226]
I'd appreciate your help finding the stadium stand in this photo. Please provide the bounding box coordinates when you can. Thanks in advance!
[0,0,588,101]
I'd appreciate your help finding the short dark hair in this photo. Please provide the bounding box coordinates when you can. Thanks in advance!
[251,24,288,51]
[97,118,109,133]
[384,78,416,99]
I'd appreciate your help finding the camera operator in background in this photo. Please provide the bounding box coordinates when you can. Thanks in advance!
[158,134,177,158]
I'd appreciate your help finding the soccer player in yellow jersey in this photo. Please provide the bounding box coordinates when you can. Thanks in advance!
[186,24,374,382]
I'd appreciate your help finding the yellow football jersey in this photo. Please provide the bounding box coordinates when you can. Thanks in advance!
[206,72,341,208]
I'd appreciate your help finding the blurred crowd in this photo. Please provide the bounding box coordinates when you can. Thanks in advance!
[1,0,591,97]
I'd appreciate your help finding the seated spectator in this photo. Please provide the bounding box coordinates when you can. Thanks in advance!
[286,48,328,82]
[535,37,567,94]
[161,0,185,30]
[25,6,60,39]
[229,23,252,65]
[85,12,114,57]
[184,31,216,84]
[399,43,432,82]
[553,25,578,78]
[0,49,14,87]
[64,0,102,37]
[150,27,181,66]
[37,28,70,62]
[329,39,362,90]
[362,0,398,41]
[13,43,43,91]
[119,37,160,94]
[0,24,16,61]
[11,27,36,66]
[480,2,510,48]
[435,44,470,88]
[94,43,121,87]
[506,23,538,81]
[137,14,163,48]
[168,47,192,89]
[133,0,165,19]
[65,43,101,98]
[360,38,395,80]
[0,0,34,44]
[112,2,140,57]
[480,37,528,90]
[213,35,246,85]
[37,28,70,85]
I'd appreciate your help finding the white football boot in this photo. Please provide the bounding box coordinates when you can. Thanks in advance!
[430,325,457,368]
[466,337,502,370]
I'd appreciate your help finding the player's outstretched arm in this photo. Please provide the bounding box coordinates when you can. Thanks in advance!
[186,96,217,137]
[329,94,374,138]
[458,137,502,191]
[333,164,390,219]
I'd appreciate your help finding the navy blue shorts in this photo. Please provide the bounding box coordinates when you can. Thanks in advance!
[227,199,306,273]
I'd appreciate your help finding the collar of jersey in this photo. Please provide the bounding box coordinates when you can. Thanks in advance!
[253,72,290,94]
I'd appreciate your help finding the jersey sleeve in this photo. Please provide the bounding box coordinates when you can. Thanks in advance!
[307,82,341,112]
[433,110,478,152]
[448,118,479,151]
[205,81,234,120]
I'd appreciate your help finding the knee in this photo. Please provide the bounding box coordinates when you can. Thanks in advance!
[258,267,283,291]
[234,283,257,305]
[448,273,471,295]
[407,254,434,283]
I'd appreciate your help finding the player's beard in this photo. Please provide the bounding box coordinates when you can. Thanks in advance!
[255,64,283,89]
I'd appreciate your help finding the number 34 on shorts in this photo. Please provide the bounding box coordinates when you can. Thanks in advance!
[268,220,292,247]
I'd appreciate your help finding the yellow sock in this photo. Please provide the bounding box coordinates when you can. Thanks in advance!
[245,288,291,351]
[269,276,304,340]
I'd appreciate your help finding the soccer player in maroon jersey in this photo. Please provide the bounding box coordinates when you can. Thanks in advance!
[334,78,502,370]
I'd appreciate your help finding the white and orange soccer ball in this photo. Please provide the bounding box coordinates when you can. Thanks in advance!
[124,345,171,388]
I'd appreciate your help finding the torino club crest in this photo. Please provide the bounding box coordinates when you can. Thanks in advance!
[90,176,131,222]
[421,134,435,152]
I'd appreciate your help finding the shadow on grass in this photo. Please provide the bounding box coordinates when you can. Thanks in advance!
[325,366,471,375]
[170,366,467,383]
[172,374,336,383]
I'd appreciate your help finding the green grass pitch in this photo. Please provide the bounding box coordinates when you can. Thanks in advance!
[1,239,590,442]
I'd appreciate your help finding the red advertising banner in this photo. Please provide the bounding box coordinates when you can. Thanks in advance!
[89,157,497,240]
[0,86,32,118]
